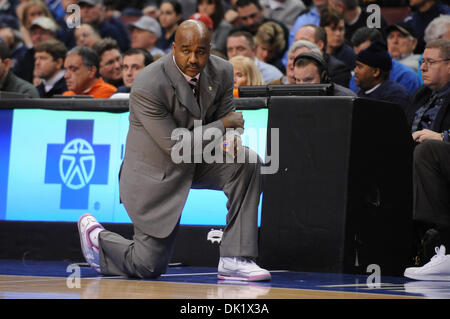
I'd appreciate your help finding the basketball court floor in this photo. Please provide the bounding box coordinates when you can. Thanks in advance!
[1,259,449,300]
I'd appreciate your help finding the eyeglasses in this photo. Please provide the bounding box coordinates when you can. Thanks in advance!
[420,58,450,67]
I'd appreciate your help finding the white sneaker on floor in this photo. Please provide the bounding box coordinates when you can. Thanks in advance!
[78,213,104,274]
[404,245,450,281]
[218,257,271,281]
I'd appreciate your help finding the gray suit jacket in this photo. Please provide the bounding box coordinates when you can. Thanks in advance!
[119,53,235,238]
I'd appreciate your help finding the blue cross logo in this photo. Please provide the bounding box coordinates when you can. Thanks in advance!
[45,120,110,209]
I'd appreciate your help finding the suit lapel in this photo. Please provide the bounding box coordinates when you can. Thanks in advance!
[198,61,219,119]
[163,55,201,118]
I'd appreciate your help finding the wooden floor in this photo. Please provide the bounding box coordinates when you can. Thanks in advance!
[0,275,420,299]
[1,260,448,301]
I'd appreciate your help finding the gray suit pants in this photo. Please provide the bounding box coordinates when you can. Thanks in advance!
[98,148,262,278]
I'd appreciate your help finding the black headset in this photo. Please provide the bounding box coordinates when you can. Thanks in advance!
[293,52,330,84]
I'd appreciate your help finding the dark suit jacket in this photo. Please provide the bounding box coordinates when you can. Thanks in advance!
[119,54,235,238]
[36,76,68,98]
[406,85,450,133]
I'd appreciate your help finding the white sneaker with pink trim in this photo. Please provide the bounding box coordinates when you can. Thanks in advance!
[77,213,104,274]
[218,257,271,281]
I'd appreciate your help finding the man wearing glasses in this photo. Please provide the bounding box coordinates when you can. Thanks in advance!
[408,39,450,143]
[404,38,450,281]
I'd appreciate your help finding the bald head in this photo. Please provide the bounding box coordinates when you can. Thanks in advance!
[173,19,212,77]
[176,19,211,42]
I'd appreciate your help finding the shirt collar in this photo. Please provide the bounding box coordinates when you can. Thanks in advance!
[364,82,382,95]
[43,70,65,92]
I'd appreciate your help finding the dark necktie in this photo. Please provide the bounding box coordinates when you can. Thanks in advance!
[188,78,199,101]
[411,93,438,132]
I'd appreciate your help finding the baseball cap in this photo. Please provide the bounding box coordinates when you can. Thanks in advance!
[29,17,58,33]
[189,13,214,31]
[387,21,416,38]
[78,0,103,6]
[129,16,162,38]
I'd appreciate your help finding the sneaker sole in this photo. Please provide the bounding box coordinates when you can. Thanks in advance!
[404,273,450,281]
[217,273,271,282]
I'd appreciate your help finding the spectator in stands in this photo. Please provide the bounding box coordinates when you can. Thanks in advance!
[129,15,166,59]
[15,16,59,85]
[196,0,232,56]
[262,0,306,31]
[226,30,283,83]
[254,21,286,73]
[157,0,183,54]
[78,0,131,52]
[0,25,27,73]
[62,46,117,98]
[288,0,328,57]
[293,51,356,96]
[115,48,154,94]
[233,0,287,36]
[294,24,351,87]
[408,39,450,143]
[270,39,322,84]
[74,23,101,48]
[354,41,411,112]
[93,38,123,88]
[418,14,450,84]
[320,8,355,69]
[387,22,421,72]
[328,0,388,44]
[17,0,56,48]
[142,3,160,19]
[34,39,68,97]
[229,55,265,97]
[0,41,39,98]
[404,0,450,54]
[350,27,421,96]
[403,140,450,280]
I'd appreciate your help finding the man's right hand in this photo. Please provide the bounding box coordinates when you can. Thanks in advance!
[221,111,244,129]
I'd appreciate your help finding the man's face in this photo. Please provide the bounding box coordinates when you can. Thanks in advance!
[64,53,95,93]
[34,51,61,80]
[122,53,146,88]
[227,35,254,59]
[354,61,377,89]
[75,24,100,47]
[80,3,103,24]
[387,30,416,58]
[99,49,122,81]
[131,28,157,50]
[30,26,55,47]
[173,28,210,77]
[286,47,311,84]
[421,47,450,91]
[294,63,321,84]
[237,3,263,32]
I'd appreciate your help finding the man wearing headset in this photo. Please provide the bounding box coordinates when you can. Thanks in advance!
[293,51,356,97]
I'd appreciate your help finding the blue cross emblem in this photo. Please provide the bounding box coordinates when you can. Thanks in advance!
[45,120,110,209]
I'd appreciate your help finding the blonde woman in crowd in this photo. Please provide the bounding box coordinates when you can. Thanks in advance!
[229,55,265,97]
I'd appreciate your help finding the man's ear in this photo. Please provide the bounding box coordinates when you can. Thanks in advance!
[3,58,11,72]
